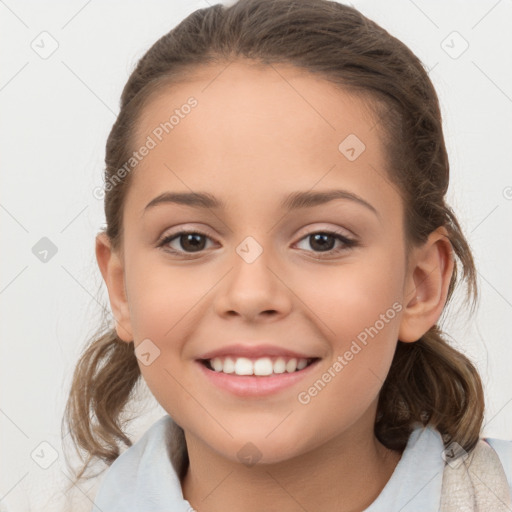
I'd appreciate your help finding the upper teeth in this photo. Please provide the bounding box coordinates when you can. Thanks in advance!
[208,356,310,376]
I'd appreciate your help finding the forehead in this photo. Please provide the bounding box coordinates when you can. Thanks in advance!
[127,60,396,216]
[135,59,381,151]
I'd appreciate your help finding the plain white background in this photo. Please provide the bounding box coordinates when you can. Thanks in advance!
[1,0,511,510]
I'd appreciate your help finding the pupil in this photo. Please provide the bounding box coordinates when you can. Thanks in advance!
[311,233,334,252]
[182,233,205,252]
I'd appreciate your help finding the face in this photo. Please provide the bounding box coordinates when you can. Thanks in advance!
[104,60,418,464]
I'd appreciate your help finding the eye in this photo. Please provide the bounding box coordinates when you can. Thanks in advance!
[158,231,215,256]
[295,230,358,257]
[157,229,358,259]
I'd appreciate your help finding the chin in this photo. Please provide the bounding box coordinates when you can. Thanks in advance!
[203,430,314,467]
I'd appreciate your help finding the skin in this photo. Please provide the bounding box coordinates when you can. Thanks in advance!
[96,60,454,512]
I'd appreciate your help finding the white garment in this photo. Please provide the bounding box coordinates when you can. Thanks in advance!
[91,414,512,512]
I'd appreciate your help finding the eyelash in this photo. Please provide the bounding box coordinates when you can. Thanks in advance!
[157,229,358,259]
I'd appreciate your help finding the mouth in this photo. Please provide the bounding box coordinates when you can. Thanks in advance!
[199,356,320,376]
[195,355,322,397]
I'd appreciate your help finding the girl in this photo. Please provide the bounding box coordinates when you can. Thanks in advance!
[62,0,512,510]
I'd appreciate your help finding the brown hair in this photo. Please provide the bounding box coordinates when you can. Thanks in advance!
[62,0,484,489]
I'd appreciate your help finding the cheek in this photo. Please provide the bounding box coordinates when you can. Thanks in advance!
[294,254,404,341]
[125,254,204,342]
[126,273,199,420]
[137,355,204,435]
[123,254,217,414]
[292,254,404,395]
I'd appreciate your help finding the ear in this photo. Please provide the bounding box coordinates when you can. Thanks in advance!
[398,225,455,343]
[95,232,133,342]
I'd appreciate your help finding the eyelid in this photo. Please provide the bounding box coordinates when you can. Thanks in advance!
[157,224,217,241]
[157,223,356,245]
[294,223,356,241]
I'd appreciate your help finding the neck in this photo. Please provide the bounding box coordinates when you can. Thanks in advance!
[181,414,402,512]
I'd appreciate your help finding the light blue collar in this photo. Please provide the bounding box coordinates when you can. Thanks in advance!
[92,415,194,512]
[92,415,445,512]
[365,423,445,511]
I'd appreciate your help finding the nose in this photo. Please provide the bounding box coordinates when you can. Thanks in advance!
[213,245,293,322]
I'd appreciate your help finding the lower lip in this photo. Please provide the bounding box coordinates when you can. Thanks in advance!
[195,359,320,397]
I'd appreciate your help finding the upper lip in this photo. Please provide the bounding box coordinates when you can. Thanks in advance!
[197,344,320,360]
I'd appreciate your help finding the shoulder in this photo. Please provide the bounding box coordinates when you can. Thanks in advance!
[483,437,512,494]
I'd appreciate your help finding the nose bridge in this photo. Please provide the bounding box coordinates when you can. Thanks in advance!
[214,234,291,319]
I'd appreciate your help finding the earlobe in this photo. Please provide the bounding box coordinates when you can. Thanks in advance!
[95,232,133,342]
[398,226,455,343]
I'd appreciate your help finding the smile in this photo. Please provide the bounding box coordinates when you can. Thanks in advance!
[201,356,318,375]
[196,356,321,397]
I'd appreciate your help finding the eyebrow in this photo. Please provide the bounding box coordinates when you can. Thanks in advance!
[143,189,379,217]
